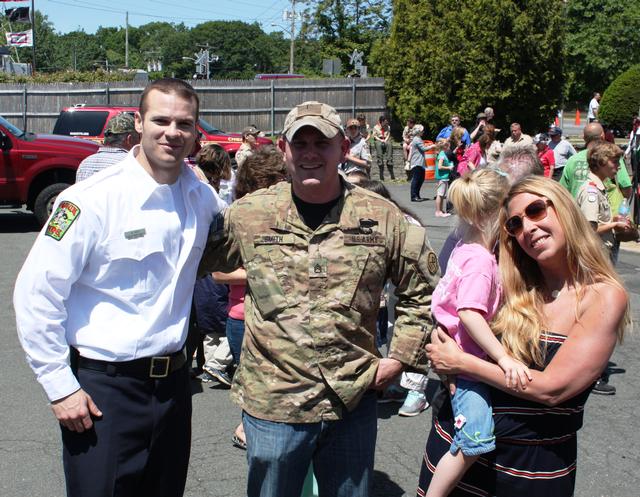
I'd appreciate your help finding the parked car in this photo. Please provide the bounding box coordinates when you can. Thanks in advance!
[52,105,272,162]
[0,115,98,226]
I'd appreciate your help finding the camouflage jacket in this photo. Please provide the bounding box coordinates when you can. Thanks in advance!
[200,180,439,422]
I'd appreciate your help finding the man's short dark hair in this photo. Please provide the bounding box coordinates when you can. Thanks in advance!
[139,78,199,119]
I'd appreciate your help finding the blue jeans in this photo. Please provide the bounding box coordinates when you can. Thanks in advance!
[450,378,495,456]
[243,391,377,497]
[225,317,245,365]
[410,166,425,199]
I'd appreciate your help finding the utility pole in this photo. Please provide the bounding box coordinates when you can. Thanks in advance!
[183,45,219,80]
[289,0,295,74]
[30,0,36,72]
[125,11,129,68]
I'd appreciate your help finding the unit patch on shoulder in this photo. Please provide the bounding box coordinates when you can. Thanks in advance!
[427,251,439,276]
[45,201,81,241]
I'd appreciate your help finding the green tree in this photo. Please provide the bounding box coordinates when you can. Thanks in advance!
[599,64,640,134]
[136,22,191,78]
[299,0,392,75]
[54,31,104,72]
[187,21,281,78]
[565,0,640,106]
[11,11,58,72]
[374,0,565,136]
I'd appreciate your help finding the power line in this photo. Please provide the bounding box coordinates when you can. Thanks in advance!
[46,0,219,22]
[149,0,280,14]
[45,0,289,24]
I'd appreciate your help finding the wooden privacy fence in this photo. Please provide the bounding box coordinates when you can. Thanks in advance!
[0,78,387,136]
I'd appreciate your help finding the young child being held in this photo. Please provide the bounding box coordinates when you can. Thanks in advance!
[426,168,533,497]
[434,138,454,217]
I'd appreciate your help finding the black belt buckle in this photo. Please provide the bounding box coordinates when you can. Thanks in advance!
[149,356,171,378]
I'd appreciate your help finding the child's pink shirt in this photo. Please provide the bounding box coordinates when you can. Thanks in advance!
[432,242,501,361]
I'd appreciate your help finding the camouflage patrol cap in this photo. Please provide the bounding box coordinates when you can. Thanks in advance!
[346,118,360,128]
[282,101,344,140]
[242,125,259,137]
[104,112,136,136]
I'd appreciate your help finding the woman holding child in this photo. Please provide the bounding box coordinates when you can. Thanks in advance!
[419,176,629,496]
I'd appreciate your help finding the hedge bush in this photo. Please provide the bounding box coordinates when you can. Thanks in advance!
[599,64,640,133]
[0,70,136,84]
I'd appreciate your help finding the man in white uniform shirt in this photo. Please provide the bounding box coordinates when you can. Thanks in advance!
[13,79,226,497]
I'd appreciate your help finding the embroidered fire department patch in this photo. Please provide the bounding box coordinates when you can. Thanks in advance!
[45,201,80,241]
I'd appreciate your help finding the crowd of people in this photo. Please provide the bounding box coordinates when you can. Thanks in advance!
[11,78,635,497]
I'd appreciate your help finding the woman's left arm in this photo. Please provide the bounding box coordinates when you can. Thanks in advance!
[428,283,627,406]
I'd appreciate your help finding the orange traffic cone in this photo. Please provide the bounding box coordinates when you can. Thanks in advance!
[554,116,559,127]
[575,109,581,126]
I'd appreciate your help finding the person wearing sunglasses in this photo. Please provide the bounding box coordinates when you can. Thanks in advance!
[425,169,532,497]
[419,176,629,496]
[436,114,471,148]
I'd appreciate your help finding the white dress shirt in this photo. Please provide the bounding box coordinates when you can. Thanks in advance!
[14,145,226,402]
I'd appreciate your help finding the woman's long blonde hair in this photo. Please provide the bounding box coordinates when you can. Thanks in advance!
[492,176,629,366]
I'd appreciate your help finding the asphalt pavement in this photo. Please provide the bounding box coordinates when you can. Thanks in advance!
[1,181,638,497]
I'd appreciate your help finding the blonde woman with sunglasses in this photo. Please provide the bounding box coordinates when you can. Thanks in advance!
[419,176,629,496]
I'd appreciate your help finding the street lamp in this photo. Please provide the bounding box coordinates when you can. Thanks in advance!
[182,56,198,79]
[271,23,295,74]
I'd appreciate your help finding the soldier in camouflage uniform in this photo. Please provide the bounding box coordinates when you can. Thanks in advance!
[200,101,439,497]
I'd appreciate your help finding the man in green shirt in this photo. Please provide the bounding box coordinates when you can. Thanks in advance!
[560,123,632,204]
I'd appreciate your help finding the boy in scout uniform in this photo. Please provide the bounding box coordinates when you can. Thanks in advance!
[576,140,631,256]
[200,101,438,497]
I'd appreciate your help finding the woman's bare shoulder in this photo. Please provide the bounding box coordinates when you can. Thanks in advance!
[578,281,628,320]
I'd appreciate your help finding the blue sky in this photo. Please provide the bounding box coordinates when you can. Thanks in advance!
[6,0,294,34]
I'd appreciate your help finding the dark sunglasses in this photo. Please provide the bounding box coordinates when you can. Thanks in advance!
[504,199,552,237]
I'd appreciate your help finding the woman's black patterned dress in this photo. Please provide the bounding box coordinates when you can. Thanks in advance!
[417,332,592,496]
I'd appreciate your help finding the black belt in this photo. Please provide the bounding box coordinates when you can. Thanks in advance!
[75,348,187,379]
